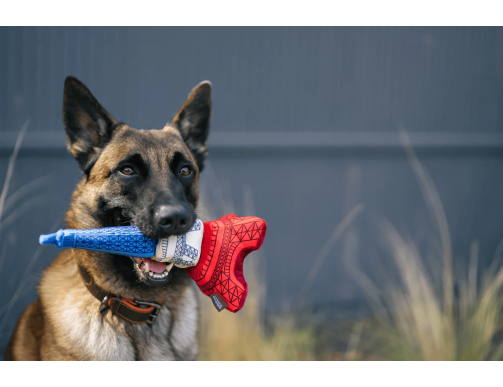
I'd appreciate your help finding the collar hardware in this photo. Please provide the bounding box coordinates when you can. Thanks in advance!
[134,300,161,325]
[99,292,112,313]
[78,265,162,325]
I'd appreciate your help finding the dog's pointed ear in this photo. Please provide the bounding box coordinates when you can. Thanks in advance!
[63,76,118,173]
[169,81,211,171]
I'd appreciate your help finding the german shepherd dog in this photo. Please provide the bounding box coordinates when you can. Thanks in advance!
[5,76,211,360]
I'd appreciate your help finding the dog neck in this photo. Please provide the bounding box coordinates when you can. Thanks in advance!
[38,250,199,360]
[78,265,161,325]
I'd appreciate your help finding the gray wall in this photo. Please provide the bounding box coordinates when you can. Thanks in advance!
[1,27,503,356]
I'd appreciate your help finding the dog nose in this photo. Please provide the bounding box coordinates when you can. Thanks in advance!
[154,205,191,233]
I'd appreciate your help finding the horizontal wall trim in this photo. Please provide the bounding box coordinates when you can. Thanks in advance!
[2,131,503,152]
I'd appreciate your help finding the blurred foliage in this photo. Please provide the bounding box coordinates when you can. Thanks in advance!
[356,133,503,361]
[358,232,503,361]
[197,133,503,361]
[198,259,315,361]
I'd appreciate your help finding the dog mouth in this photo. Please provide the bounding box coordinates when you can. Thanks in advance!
[112,209,173,284]
[133,258,173,282]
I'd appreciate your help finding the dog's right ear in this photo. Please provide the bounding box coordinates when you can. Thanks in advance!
[169,81,211,172]
[63,76,118,173]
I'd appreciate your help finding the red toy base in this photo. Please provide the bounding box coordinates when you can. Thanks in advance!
[185,214,267,313]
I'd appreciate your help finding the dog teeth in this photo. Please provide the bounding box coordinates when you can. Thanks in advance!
[143,261,150,272]
[147,268,170,279]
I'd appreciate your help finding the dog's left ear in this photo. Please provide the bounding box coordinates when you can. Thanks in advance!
[169,81,211,171]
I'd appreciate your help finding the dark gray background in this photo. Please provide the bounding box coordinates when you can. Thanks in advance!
[1,27,503,357]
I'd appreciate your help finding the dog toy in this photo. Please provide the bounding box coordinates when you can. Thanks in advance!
[39,214,267,313]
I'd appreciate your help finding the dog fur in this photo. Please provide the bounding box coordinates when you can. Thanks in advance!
[5,76,212,360]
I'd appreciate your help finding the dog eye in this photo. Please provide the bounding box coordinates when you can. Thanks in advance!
[120,166,136,176]
[179,167,191,176]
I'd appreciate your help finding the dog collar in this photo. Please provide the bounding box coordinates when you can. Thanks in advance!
[78,265,161,325]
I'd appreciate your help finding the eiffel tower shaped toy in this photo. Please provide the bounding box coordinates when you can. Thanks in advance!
[39,214,267,313]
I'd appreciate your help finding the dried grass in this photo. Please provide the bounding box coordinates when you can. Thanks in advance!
[355,131,503,360]
[197,259,315,361]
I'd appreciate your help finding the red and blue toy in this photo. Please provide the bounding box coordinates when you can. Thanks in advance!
[40,214,267,313]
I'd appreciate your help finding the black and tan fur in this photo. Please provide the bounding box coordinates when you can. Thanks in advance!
[5,76,212,360]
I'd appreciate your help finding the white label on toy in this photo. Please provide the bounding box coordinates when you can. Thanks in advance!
[154,219,204,268]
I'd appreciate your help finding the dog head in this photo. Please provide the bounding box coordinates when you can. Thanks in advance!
[62,76,211,297]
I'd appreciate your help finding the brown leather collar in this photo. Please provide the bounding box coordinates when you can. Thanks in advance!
[78,265,161,325]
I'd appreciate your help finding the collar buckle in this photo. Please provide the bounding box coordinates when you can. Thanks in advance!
[99,292,112,313]
[134,299,162,325]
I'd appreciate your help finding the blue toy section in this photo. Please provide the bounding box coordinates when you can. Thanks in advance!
[39,226,157,258]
